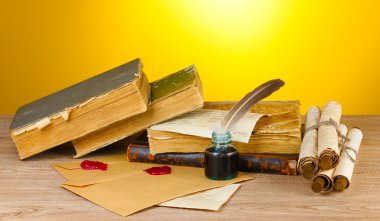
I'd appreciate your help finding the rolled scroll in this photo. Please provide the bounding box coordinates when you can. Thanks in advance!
[311,168,335,193]
[312,124,348,193]
[318,101,342,170]
[297,106,321,179]
[333,128,363,192]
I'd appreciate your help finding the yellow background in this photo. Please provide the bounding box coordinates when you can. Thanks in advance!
[1,0,380,115]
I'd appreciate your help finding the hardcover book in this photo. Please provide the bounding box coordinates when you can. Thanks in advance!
[10,58,150,159]
[72,65,204,158]
[127,133,299,175]
[148,101,301,155]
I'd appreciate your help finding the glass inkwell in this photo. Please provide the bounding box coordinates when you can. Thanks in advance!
[205,131,238,180]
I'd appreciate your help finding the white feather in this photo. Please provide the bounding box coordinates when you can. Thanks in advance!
[221,79,285,132]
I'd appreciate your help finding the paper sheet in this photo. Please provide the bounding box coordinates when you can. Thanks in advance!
[159,184,241,211]
[53,159,252,217]
[149,109,264,143]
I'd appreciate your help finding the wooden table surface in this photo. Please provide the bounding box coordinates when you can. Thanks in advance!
[1,115,380,220]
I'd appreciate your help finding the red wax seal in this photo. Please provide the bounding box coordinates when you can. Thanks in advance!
[144,165,171,175]
[80,160,108,171]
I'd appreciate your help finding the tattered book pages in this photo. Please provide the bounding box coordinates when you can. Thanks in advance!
[159,184,241,211]
[150,109,264,143]
[203,101,301,134]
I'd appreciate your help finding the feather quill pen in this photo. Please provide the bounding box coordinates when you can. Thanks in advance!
[218,79,285,133]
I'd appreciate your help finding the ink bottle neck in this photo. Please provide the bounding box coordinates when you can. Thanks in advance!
[211,131,232,149]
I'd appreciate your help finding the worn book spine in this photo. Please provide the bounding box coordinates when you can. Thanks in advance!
[238,153,299,175]
[127,144,299,175]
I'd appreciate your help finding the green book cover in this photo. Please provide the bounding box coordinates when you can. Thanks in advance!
[150,64,199,102]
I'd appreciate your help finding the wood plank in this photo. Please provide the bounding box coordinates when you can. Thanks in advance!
[1,115,380,220]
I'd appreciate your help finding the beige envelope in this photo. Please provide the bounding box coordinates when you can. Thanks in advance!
[52,154,129,181]
[53,160,149,184]
[53,160,252,216]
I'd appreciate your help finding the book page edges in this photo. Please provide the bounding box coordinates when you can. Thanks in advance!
[72,84,203,158]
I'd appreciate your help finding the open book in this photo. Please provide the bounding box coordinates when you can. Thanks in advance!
[148,101,302,155]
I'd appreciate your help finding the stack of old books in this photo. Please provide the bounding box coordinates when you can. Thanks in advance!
[10,58,301,175]
[10,58,203,159]
[128,101,302,175]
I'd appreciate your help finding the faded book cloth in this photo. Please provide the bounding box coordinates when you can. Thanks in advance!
[150,109,264,143]
[53,156,252,216]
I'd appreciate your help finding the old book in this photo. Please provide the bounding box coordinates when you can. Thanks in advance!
[10,58,150,159]
[72,65,204,158]
[148,101,301,155]
[127,135,298,175]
